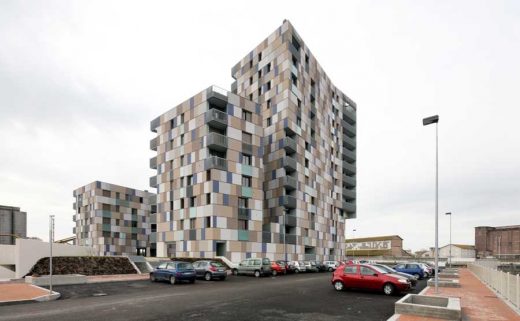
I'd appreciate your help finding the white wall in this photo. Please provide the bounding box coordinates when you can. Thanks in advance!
[0,244,15,264]
[438,245,475,259]
[15,239,96,278]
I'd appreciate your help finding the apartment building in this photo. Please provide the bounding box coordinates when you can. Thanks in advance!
[73,181,155,256]
[0,205,27,245]
[150,20,356,261]
[230,20,356,260]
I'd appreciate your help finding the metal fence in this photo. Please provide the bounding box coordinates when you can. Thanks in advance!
[469,263,520,311]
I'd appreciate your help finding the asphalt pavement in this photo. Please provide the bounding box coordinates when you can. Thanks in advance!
[0,272,426,321]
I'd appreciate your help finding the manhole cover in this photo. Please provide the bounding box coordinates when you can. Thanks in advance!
[92,293,107,297]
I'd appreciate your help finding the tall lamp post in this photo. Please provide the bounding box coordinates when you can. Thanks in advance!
[49,215,55,298]
[423,115,439,293]
[283,208,288,262]
[445,212,452,267]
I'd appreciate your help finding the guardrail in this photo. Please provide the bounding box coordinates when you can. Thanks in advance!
[469,263,520,311]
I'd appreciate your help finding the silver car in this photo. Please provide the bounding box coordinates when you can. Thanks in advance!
[289,261,307,273]
[232,258,272,277]
[323,260,340,272]
[192,260,227,281]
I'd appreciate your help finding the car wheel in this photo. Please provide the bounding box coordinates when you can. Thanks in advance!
[150,274,156,282]
[254,270,261,278]
[328,267,333,272]
[204,272,212,281]
[334,281,344,291]
[295,269,300,274]
[170,276,176,285]
[272,270,277,277]
[383,283,395,295]
[413,273,421,279]
[232,269,238,276]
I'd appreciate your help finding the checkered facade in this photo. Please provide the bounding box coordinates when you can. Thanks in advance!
[73,181,154,256]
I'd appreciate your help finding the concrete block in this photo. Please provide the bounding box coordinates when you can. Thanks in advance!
[438,272,459,279]
[395,294,461,320]
[427,278,461,288]
[25,274,87,286]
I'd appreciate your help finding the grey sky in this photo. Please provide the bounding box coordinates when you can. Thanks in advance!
[0,1,519,251]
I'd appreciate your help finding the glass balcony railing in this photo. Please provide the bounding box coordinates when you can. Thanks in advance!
[282,176,297,190]
[204,156,227,171]
[281,195,297,209]
[283,136,297,154]
[282,156,297,172]
[342,161,356,175]
[207,132,228,152]
[205,109,228,129]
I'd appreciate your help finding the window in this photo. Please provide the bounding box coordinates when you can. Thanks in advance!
[267,117,272,126]
[180,155,185,166]
[115,192,120,199]
[132,208,137,215]
[103,217,111,225]
[206,170,211,181]
[158,263,168,269]
[102,203,111,211]
[266,81,271,91]
[297,117,301,127]
[292,55,298,67]
[305,54,309,65]
[249,76,253,85]
[249,93,253,101]
[242,132,252,144]
[258,86,262,95]
[396,264,405,269]
[242,110,252,122]
[311,197,315,205]
[206,193,211,205]
[180,198,185,209]
[205,216,211,228]
[115,205,120,212]
[305,159,309,168]
[180,177,185,187]
[344,266,357,274]
[242,176,252,187]
[102,189,111,197]
[360,266,375,276]
[305,142,310,151]
[291,74,297,86]
[151,224,157,233]
[238,197,249,208]
[180,134,184,145]
[181,113,185,123]
[180,219,184,229]
[249,60,253,68]
[187,175,193,186]
[190,218,196,229]
[242,154,252,165]
[266,99,271,109]
[170,119,174,129]
[258,52,262,61]
[258,70,262,78]
[267,62,271,73]
[238,219,248,230]
[139,197,143,203]
[190,196,196,207]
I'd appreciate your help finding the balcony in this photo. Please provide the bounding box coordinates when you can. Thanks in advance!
[283,137,297,154]
[343,121,356,138]
[343,134,356,150]
[150,136,159,151]
[342,148,356,163]
[204,156,228,171]
[342,188,356,200]
[238,230,249,241]
[284,214,297,227]
[343,108,356,125]
[282,176,297,191]
[207,86,228,107]
[207,132,228,152]
[342,161,356,175]
[262,231,271,243]
[205,109,228,129]
[149,176,158,188]
[282,156,297,172]
[242,143,253,154]
[150,156,157,170]
[238,208,250,220]
[285,234,297,245]
[150,116,160,133]
[281,195,297,209]
[343,174,356,188]
[342,201,356,213]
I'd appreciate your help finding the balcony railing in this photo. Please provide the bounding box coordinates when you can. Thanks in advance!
[204,156,227,171]
[342,161,356,175]
[282,156,297,172]
[238,208,250,220]
[150,156,157,169]
[207,132,228,152]
[343,121,356,138]
[242,143,253,154]
[281,195,297,209]
[342,148,356,162]
[343,108,356,124]
[205,109,228,129]
[283,214,297,227]
[342,188,356,200]
[282,176,297,191]
[343,174,356,188]
[149,176,157,188]
[342,201,356,213]
[150,136,159,151]
[343,134,356,149]
[283,137,297,154]
[286,234,297,245]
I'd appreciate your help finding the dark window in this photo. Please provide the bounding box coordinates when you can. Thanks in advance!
[206,193,211,205]
[249,76,253,85]
[249,60,253,68]
[190,218,196,229]
[238,219,248,230]
[242,110,252,122]
[102,189,111,197]
[238,197,248,208]
[180,198,185,209]
[131,221,137,228]
[242,154,252,165]
[132,208,137,215]
[249,93,253,100]
[102,217,111,224]
[151,224,157,233]
[258,86,262,95]
[180,219,184,229]
[242,132,252,144]
[181,113,185,123]
[205,217,211,228]
[266,81,271,91]
[305,159,309,168]
[267,99,271,109]
[206,170,211,181]
[258,70,262,78]
[180,134,184,145]
[190,196,196,207]
[291,74,297,86]
[267,117,272,126]
[242,176,252,187]
[187,175,193,186]
[267,63,271,73]
[258,52,262,61]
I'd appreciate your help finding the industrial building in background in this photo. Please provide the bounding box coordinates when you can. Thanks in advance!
[345,235,411,257]
[149,20,356,261]
[475,225,520,259]
[0,205,27,245]
[73,181,155,256]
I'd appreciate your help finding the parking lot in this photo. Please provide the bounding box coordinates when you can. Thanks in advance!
[0,273,426,321]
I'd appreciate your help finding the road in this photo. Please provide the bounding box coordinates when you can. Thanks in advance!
[0,273,426,321]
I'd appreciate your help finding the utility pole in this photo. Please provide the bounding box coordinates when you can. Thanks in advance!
[49,215,54,297]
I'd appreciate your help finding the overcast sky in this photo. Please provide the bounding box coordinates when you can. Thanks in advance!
[1,1,519,252]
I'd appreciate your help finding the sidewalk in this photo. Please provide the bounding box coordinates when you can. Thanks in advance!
[396,268,520,321]
[0,283,58,305]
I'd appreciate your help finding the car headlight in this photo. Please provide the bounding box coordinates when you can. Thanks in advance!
[398,279,409,284]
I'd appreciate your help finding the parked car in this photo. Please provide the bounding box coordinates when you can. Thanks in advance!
[304,261,319,272]
[314,261,327,272]
[232,258,272,277]
[393,263,425,279]
[289,261,307,273]
[271,261,286,276]
[150,261,196,285]
[370,263,417,288]
[416,262,433,277]
[277,260,296,273]
[323,260,340,272]
[192,260,227,281]
[331,264,412,295]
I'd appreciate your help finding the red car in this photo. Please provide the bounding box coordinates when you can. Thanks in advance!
[331,264,411,295]
[271,261,286,276]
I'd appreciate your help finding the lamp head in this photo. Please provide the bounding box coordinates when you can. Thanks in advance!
[422,115,439,126]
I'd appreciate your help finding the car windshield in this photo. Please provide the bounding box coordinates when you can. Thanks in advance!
[210,262,223,267]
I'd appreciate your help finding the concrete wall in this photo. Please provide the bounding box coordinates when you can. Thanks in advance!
[0,244,15,264]
[439,245,475,259]
[15,239,96,278]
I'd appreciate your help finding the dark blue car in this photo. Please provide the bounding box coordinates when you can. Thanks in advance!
[393,263,425,279]
[150,261,196,285]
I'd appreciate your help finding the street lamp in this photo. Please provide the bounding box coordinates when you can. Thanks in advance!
[283,208,288,262]
[423,115,439,293]
[445,212,452,267]
[49,215,55,298]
